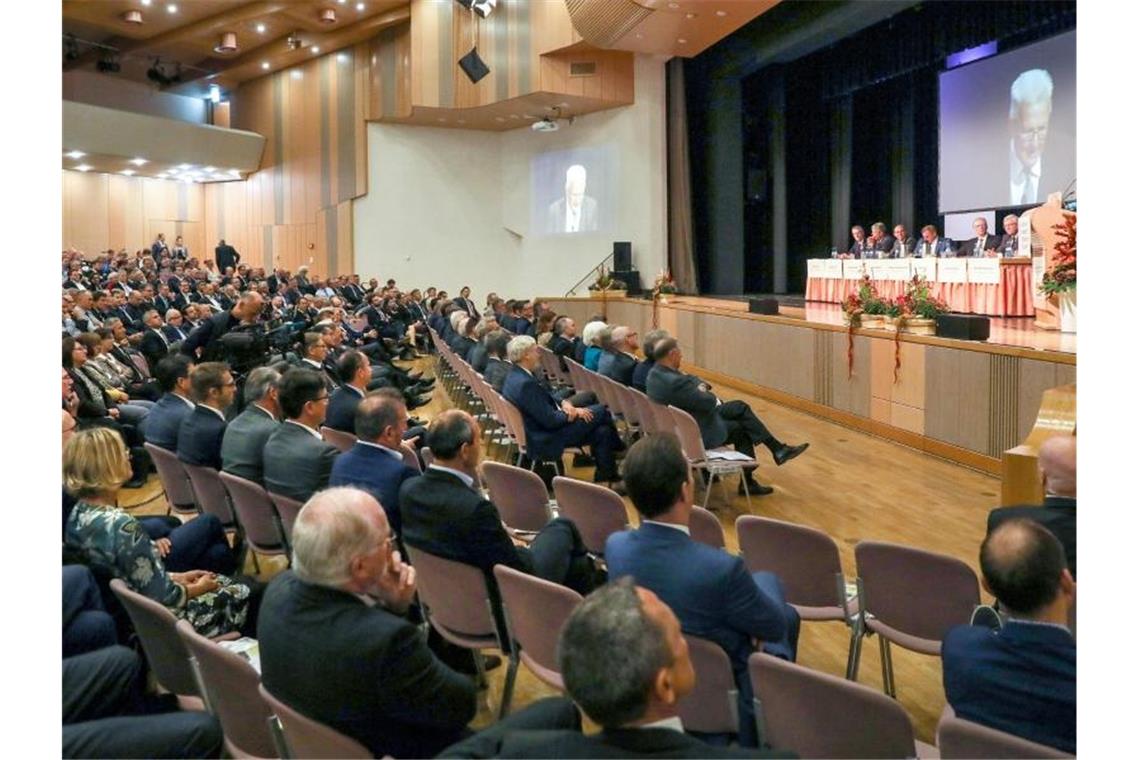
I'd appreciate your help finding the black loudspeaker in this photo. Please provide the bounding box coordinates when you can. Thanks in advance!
[935,313,991,341]
[748,298,779,315]
[613,241,632,272]
[458,47,490,84]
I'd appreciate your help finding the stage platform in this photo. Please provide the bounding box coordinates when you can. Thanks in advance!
[546,294,1075,474]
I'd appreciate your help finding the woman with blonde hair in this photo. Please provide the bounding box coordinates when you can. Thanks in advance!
[63,428,253,637]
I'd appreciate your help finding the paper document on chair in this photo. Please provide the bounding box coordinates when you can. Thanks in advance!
[218,637,262,674]
[706,449,754,462]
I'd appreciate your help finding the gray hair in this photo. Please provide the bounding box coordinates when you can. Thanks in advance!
[871,222,887,234]
[642,329,668,358]
[1003,213,1019,225]
[558,578,672,728]
[1009,69,1053,119]
[244,366,281,404]
[165,309,182,321]
[610,326,631,347]
[581,320,608,348]
[449,310,467,332]
[507,335,537,363]
[291,487,385,588]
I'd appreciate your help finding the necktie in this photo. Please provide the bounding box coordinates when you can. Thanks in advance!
[1021,169,1034,205]
[924,242,931,257]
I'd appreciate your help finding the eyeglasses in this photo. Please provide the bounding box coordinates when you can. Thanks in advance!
[1016,126,1048,141]
[312,395,329,402]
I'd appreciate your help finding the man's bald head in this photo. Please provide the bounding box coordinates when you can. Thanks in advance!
[981,519,1068,617]
[1038,435,1076,497]
[291,487,388,588]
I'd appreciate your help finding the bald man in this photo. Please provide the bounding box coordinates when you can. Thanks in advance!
[987,434,1076,577]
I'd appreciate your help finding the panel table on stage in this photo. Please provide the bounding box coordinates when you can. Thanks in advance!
[805,257,1034,317]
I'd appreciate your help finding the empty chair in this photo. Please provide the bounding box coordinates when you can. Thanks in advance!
[689,506,726,549]
[145,442,199,515]
[853,540,980,696]
[678,634,739,736]
[481,461,554,533]
[749,652,935,759]
[552,476,630,555]
[319,426,356,453]
[493,564,582,693]
[175,620,277,759]
[267,491,304,546]
[259,684,371,760]
[669,405,756,509]
[182,462,238,529]
[937,709,1073,759]
[219,472,290,570]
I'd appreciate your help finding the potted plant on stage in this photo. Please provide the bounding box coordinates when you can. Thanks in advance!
[588,265,627,300]
[1039,213,1076,333]
[898,275,947,336]
[652,270,679,303]
[843,275,888,329]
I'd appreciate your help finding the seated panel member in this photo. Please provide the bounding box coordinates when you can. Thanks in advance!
[915,224,957,258]
[964,217,1003,258]
[867,222,896,257]
[892,224,917,258]
[845,225,870,259]
[998,213,1022,257]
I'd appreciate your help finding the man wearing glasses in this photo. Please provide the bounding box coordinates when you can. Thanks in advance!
[1008,69,1053,206]
[263,369,341,502]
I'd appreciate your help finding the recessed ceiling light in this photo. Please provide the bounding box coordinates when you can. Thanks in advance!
[75,164,92,172]
[338,0,347,4]
[337,53,348,63]
[121,169,136,176]
[261,61,270,70]
[129,157,148,166]
[291,70,302,79]
[716,9,728,16]
[141,0,152,6]
[167,3,178,13]
[677,38,687,44]
[635,33,643,39]
[256,23,266,33]
[310,46,320,54]
[356,2,365,10]
[66,150,85,159]
[686,12,696,19]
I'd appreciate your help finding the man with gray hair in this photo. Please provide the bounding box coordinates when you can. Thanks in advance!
[220,366,282,486]
[546,164,598,234]
[999,213,1021,257]
[597,325,640,386]
[1009,68,1054,205]
[632,329,669,392]
[258,487,476,758]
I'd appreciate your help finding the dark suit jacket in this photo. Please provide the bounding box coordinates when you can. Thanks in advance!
[961,234,1003,257]
[220,405,279,486]
[646,364,726,449]
[139,328,172,370]
[449,334,477,362]
[144,393,194,451]
[942,621,1075,753]
[598,351,638,386]
[483,358,512,392]
[162,324,189,344]
[176,405,228,469]
[501,365,576,461]
[330,442,419,537]
[258,571,476,759]
[914,237,958,258]
[631,359,655,392]
[214,244,240,272]
[988,496,1076,578]
[469,342,490,373]
[998,233,1020,257]
[262,421,340,502]
[453,297,479,318]
[548,334,581,372]
[324,386,364,433]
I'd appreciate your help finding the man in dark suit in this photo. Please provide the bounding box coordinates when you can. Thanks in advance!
[606,435,800,747]
[597,325,639,386]
[162,309,190,344]
[987,435,1076,577]
[447,316,478,361]
[998,213,1023,257]
[214,239,241,273]
[441,579,790,759]
[481,330,513,392]
[139,310,173,371]
[330,391,420,538]
[915,224,958,258]
[262,368,340,502]
[323,351,369,432]
[632,329,669,393]
[548,316,583,373]
[143,355,196,451]
[452,286,479,319]
[501,336,623,486]
[295,331,341,394]
[221,367,282,486]
[942,519,1075,754]
[963,217,1003,257]
[646,338,808,495]
[467,322,492,374]
[891,224,917,258]
[176,362,235,470]
[258,487,476,759]
[846,225,870,258]
[866,222,896,257]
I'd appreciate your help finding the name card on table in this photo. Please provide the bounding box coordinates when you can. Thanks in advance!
[821,259,843,278]
[878,260,913,281]
[912,258,937,281]
[842,260,867,280]
[939,258,968,283]
[967,258,1001,285]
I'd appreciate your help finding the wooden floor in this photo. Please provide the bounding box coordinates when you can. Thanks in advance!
[121,354,1000,743]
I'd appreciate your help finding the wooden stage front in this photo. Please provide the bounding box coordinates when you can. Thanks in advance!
[545,295,1076,475]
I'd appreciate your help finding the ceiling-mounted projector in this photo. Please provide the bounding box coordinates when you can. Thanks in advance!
[532,117,559,133]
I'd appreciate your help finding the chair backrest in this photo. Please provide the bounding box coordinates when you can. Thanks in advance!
[182,462,237,527]
[268,491,304,545]
[650,400,678,441]
[403,545,499,646]
[612,382,641,426]
[175,620,277,759]
[420,446,435,468]
[678,634,739,734]
[630,389,661,435]
[855,540,980,644]
[258,683,372,760]
[495,394,529,454]
[552,476,630,555]
[737,516,844,609]
[319,426,356,453]
[936,710,1073,759]
[108,578,199,697]
[493,565,581,689]
[749,652,918,758]
[219,472,288,555]
[689,506,726,549]
[145,442,198,512]
[399,442,423,472]
[668,405,709,462]
[481,461,553,532]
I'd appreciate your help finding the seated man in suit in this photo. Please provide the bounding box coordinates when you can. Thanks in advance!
[467,318,496,374]
[987,434,1076,577]
[221,366,282,486]
[259,487,476,759]
[845,225,869,258]
[646,338,807,495]
[547,316,583,373]
[892,224,917,258]
[915,224,957,258]
[296,330,341,393]
[176,362,235,470]
[162,309,190,344]
[942,519,1075,753]
[606,435,800,747]
[632,329,669,393]
[324,350,370,432]
[447,316,478,361]
[998,213,1022,257]
[139,309,173,371]
[442,578,790,759]
[330,390,420,538]
[143,355,196,451]
[597,325,640,386]
[262,369,341,502]
[964,217,1003,257]
[481,330,513,392]
[867,222,896,258]
[502,336,624,487]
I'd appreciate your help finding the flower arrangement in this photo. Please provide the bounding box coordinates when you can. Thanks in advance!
[588,265,626,292]
[900,275,949,320]
[1039,213,1076,296]
[841,275,887,323]
[651,270,679,297]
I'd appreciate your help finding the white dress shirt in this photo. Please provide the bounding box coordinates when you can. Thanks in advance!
[1009,141,1042,205]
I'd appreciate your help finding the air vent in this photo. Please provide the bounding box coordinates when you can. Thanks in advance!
[569,61,596,77]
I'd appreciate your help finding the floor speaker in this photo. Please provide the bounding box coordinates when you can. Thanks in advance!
[935,313,991,340]
[748,298,779,315]
[613,242,632,272]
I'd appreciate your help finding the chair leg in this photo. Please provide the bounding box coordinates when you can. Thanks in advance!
[499,653,519,719]
[740,470,752,510]
[847,623,864,681]
[702,472,713,510]
[879,635,896,698]
[472,648,488,690]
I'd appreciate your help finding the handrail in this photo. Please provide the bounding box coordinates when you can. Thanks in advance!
[564,252,614,296]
